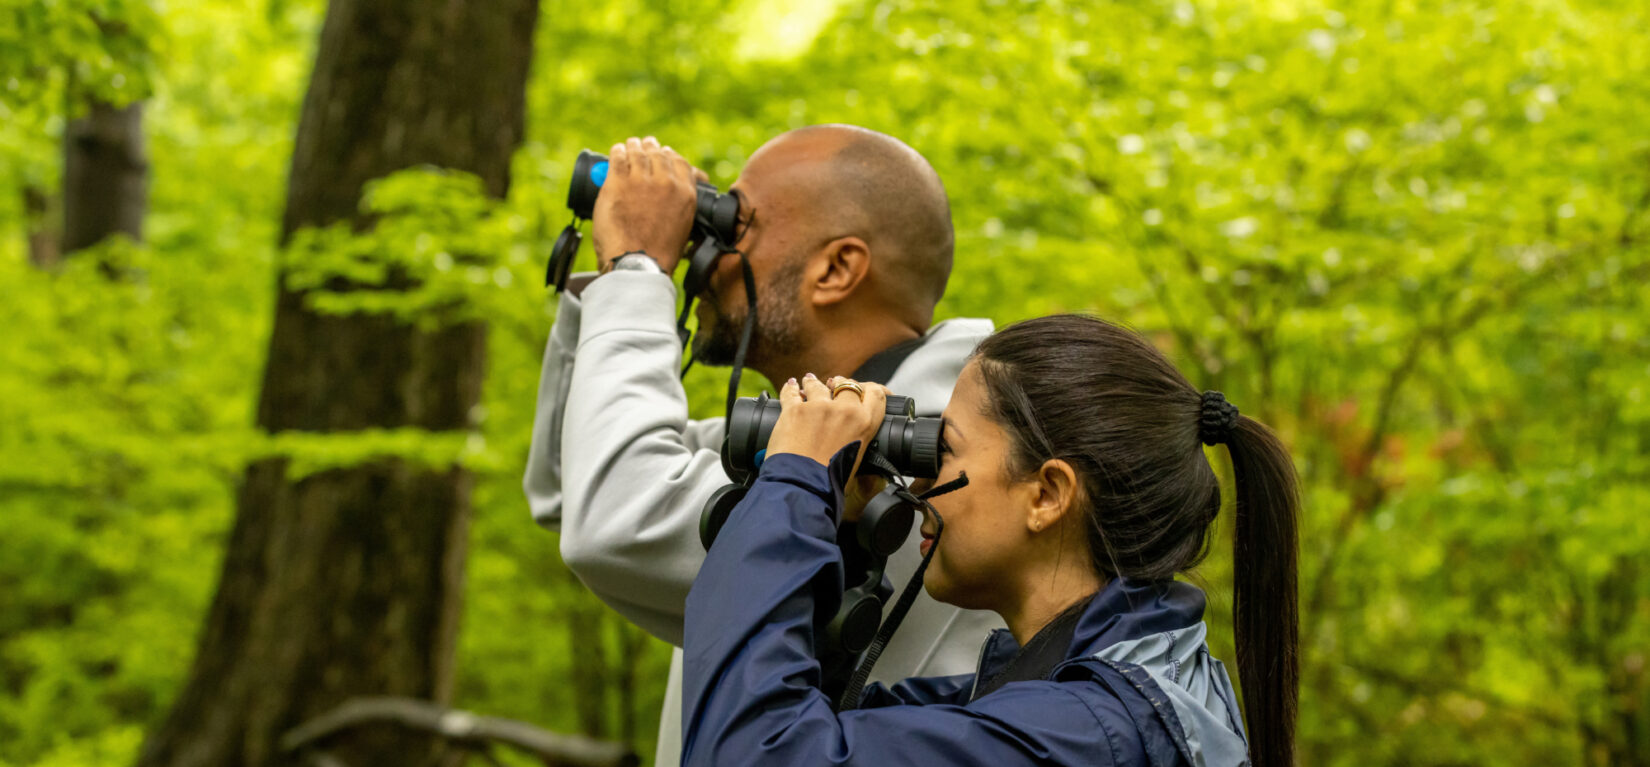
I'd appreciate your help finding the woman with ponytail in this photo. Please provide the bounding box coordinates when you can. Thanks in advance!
[682,314,1299,767]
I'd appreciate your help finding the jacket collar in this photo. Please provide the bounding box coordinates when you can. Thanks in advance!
[976,577,1207,681]
[1069,577,1207,659]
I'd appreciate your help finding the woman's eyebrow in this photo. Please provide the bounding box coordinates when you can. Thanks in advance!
[942,417,963,441]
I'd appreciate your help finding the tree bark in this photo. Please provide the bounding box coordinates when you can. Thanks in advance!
[135,2,539,766]
[24,184,59,267]
[62,99,147,254]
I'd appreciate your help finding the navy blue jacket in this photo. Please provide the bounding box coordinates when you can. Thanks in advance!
[683,451,1252,766]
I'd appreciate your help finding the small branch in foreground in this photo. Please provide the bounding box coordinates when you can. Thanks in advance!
[281,696,638,767]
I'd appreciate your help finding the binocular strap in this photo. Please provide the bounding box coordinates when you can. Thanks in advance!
[675,249,759,425]
[836,469,971,711]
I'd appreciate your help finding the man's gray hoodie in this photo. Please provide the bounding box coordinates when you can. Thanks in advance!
[524,269,1003,765]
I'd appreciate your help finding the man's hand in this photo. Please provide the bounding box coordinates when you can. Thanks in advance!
[592,136,699,274]
[768,374,889,480]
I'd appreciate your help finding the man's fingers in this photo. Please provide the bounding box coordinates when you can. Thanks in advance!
[627,137,652,175]
[609,143,629,176]
[663,147,692,183]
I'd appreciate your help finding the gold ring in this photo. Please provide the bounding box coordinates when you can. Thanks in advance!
[831,381,866,401]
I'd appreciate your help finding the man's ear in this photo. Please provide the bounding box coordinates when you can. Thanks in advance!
[809,236,871,307]
[1026,458,1081,534]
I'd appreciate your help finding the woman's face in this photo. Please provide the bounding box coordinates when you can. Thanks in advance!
[920,360,1038,611]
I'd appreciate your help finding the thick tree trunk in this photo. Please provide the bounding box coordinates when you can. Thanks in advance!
[135,2,539,766]
[62,99,147,254]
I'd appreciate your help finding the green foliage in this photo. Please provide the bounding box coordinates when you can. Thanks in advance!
[0,0,161,213]
[3,0,1648,765]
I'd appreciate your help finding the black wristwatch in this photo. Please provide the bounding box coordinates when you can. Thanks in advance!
[605,250,664,275]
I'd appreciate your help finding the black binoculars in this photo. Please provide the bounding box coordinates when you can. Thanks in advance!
[718,392,945,487]
[700,392,946,659]
[565,150,740,238]
[545,149,742,295]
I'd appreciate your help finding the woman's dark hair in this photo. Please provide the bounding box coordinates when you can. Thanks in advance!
[972,314,1299,767]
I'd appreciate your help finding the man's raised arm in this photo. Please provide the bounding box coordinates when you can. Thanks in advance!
[524,137,726,645]
[524,268,727,646]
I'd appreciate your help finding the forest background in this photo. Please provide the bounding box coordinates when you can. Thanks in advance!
[2,0,1646,765]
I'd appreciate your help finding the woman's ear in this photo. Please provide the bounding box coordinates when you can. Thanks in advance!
[808,236,871,307]
[1026,458,1080,534]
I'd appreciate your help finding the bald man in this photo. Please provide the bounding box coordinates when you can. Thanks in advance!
[525,125,1001,765]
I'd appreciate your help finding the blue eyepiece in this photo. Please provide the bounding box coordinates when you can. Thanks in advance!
[591,161,609,187]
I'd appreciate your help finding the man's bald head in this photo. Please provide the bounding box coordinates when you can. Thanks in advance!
[746,125,955,324]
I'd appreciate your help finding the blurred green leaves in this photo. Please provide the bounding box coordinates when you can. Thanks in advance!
[2,0,1648,764]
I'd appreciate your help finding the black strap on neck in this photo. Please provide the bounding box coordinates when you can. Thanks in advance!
[851,334,927,385]
[722,255,759,422]
[675,249,759,424]
[968,595,1092,702]
[835,459,969,712]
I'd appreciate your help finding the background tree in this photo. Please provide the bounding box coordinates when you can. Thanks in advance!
[1,1,1645,766]
[61,98,146,259]
[131,0,538,765]
[0,2,156,267]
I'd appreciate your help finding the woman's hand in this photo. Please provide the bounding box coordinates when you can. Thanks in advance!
[767,374,888,481]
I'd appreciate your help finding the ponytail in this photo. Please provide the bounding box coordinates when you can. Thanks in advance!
[972,316,1301,767]
[1226,416,1300,767]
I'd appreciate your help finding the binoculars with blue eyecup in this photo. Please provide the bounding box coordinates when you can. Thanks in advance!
[545,149,742,294]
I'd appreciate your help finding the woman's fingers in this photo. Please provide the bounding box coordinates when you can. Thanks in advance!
[861,382,888,425]
[801,372,831,401]
[827,376,884,418]
[767,375,898,471]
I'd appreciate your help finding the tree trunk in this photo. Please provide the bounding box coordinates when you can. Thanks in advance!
[24,184,59,267]
[62,99,147,254]
[135,2,539,766]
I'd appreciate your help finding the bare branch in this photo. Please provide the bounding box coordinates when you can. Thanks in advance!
[281,697,638,767]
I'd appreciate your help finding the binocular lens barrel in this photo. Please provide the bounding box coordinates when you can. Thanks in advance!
[566,149,740,244]
[721,393,944,485]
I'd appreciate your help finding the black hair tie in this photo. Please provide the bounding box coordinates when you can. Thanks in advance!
[1199,391,1240,446]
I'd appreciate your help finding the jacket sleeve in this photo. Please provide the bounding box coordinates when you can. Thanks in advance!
[682,453,1119,767]
[857,673,975,708]
[523,270,731,646]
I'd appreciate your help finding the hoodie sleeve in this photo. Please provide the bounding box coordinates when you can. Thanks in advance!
[682,452,1124,767]
[523,270,731,646]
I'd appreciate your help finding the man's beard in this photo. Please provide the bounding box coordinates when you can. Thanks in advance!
[692,259,805,368]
